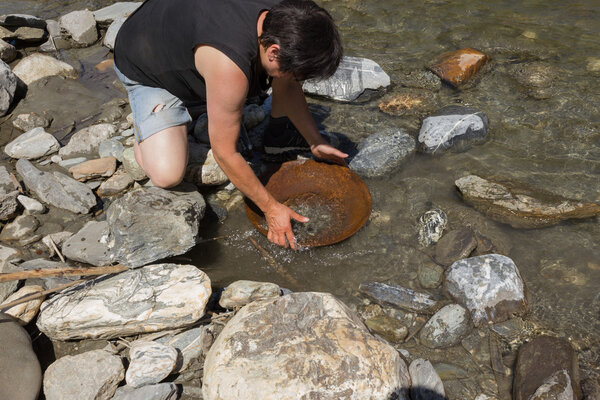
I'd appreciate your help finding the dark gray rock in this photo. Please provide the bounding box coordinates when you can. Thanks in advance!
[418,105,489,154]
[106,186,205,268]
[444,254,526,326]
[349,128,415,178]
[0,313,42,400]
[302,56,391,102]
[513,336,582,400]
[112,383,178,400]
[62,221,112,266]
[0,14,46,29]
[16,159,97,214]
[0,259,19,303]
[434,228,478,266]
[359,282,438,313]
[0,59,17,117]
[418,260,444,289]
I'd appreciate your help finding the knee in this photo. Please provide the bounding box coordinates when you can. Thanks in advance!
[146,165,185,189]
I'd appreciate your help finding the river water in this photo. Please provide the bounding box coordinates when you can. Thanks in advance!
[2,0,599,396]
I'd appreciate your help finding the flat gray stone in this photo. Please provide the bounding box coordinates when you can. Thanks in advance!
[112,383,178,400]
[37,264,212,340]
[0,14,46,29]
[106,186,205,268]
[16,159,97,214]
[219,280,281,309]
[409,359,446,400]
[93,2,141,27]
[59,123,118,157]
[359,281,438,313]
[349,128,415,178]
[58,9,98,47]
[303,56,391,102]
[58,157,87,168]
[126,341,178,388]
[418,105,489,154]
[12,26,46,43]
[4,127,60,159]
[62,221,112,266]
[419,304,471,348]
[444,254,526,326]
[18,258,77,289]
[0,59,17,117]
[43,349,124,400]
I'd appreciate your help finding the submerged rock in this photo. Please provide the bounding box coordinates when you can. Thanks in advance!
[203,292,410,400]
[126,341,178,388]
[419,304,470,348]
[0,60,17,117]
[349,128,415,178]
[219,280,281,309]
[409,359,446,400]
[378,89,439,117]
[37,264,211,340]
[444,254,526,326]
[434,227,478,266]
[43,349,124,400]
[16,159,97,214]
[58,9,98,47]
[510,62,558,99]
[513,335,582,400]
[4,127,60,159]
[365,314,409,343]
[359,282,438,313]
[455,175,600,228]
[418,105,489,153]
[429,48,490,88]
[12,53,78,85]
[303,56,391,102]
[417,209,448,247]
[106,186,205,268]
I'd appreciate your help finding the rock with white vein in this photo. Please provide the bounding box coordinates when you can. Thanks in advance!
[126,341,178,388]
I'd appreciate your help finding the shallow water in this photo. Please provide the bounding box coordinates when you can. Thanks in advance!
[3,0,599,392]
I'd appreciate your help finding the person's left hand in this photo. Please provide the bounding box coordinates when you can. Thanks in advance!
[310,143,348,165]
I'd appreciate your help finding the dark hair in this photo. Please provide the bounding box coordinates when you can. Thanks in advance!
[259,0,343,81]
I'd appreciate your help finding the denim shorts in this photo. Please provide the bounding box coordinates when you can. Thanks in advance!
[114,64,192,142]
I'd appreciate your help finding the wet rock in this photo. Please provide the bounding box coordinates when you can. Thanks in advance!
[121,147,147,181]
[62,221,111,266]
[12,112,52,131]
[0,40,16,63]
[0,59,17,117]
[0,191,21,221]
[434,227,478,266]
[0,312,42,400]
[0,14,46,29]
[539,258,588,286]
[69,156,117,181]
[418,209,448,247]
[106,186,205,268]
[219,280,281,309]
[302,56,391,102]
[98,166,134,197]
[365,314,409,343]
[4,127,60,159]
[12,26,46,44]
[378,89,439,117]
[126,341,178,388]
[444,254,526,326]
[112,383,178,400]
[12,53,78,85]
[349,128,415,178]
[513,336,582,400]
[581,378,600,400]
[93,2,142,27]
[157,325,213,373]
[418,105,489,154]
[17,195,45,214]
[490,318,536,343]
[37,263,211,340]
[99,138,124,161]
[409,359,446,400]
[586,57,600,73]
[397,69,442,91]
[433,363,469,381]
[456,175,600,228]
[59,123,118,157]
[510,62,558,99]
[418,260,444,289]
[43,349,124,400]
[203,292,410,400]
[16,159,97,214]
[58,156,87,168]
[419,304,470,348]
[185,148,229,186]
[0,214,39,241]
[58,9,98,47]
[359,282,438,313]
[0,285,45,325]
[429,48,490,88]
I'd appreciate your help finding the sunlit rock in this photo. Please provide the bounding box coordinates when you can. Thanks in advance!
[185,147,229,186]
[4,127,60,159]
[455,175,600,228]
[0,39,16,63]
[126,341,178,388]
[0,215,39,242]
[429,48,490,87]
[219,280,280,309]
[349,128,415,178]
[0,191,21,221]
[98,167,134,197]
[37,264,211,340]
[303,56,390,102]
[12,112,52,132]
[13,53,78,85]
[69,157,117,181]
[58,10,98,47]
[112,383,178,400]
[93,2,141,27]
[59,123,118,157]
[444,254,526,326]
[156,325,213,373]
[121,147,147,181]
[203,292,410,400]
[12,26,46,44]
[0,285,45,325]
[62,221,112,267]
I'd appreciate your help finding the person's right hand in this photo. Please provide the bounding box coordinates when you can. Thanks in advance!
[264,201,309,250]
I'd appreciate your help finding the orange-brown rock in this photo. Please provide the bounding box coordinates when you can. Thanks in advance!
[69,157,117,181]
[378,89,438,117]
[95,59,114,72]
[429,48,490,87]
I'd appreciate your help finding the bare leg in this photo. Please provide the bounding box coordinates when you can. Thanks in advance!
[133,124,189,188]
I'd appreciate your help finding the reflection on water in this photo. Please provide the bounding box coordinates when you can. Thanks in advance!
[3,0,599,389]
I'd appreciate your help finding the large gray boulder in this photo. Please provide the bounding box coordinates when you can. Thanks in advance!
[0,59,17,117]
[58,9,98,47]
[106,186,205,268]
[303,56,391,101]
[37,264,212,340]
[349,128,415,178]
[4,127,60,159]
[203,292,410,400]
[16,159,97,214]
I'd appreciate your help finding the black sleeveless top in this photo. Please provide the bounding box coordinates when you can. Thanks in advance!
[114,0,280,103]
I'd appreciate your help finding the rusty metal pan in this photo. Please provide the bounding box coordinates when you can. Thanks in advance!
[245,159,372,247]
